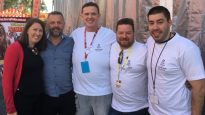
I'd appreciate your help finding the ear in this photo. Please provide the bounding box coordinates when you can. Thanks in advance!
[168,19,173,26]
[45,20,49,29]
[80,12,83,19]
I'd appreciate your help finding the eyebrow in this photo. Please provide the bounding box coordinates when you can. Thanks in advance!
[148,18,164,22]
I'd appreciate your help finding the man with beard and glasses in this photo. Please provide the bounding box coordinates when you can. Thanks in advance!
[146,6,205,115]
[41,11,76,115]
[109,18,149,115]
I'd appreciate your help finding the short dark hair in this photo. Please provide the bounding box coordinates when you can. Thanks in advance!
[48,11,64,20]
[147,6,171,21]
[81,2,100,14]
[19,18,47,51]
[116,18,135,32]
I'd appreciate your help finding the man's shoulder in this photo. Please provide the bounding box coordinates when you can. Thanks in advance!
[135,41,145,46]
[63,34,72,39]
[174,33,199,49]
[72,26,84,33]
[98,27,116,41]
[99,26,115,33]
[132,41,147,54]
[111,41,119,48]
[62,35,74,43]
[70,27,84,38]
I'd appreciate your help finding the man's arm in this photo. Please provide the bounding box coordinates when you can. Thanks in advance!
[189,79,205,115]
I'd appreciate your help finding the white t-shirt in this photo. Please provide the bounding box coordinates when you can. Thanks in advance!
[146,33,205,115]
[110,41,148,112]
[71,26,116,96]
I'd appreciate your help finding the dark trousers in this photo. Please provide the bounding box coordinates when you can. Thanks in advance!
[109,107,150,115]
[42,90,76,115]
[14,90,43,115]
[203,99,205,115]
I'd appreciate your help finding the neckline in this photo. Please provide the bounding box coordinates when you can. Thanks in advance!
[157,32,175,44]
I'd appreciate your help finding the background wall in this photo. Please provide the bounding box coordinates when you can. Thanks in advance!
[54,0,205,65]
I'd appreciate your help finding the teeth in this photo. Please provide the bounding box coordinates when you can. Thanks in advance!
[34,37,39,39]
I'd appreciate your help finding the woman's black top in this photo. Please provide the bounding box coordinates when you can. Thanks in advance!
[18,43,44,95]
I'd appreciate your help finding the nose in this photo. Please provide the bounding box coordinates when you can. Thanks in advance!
[122,33,127,38]
[36,30,42,36]
[88,14,92,18]
[152,23,159,30]
[54,22,59,27]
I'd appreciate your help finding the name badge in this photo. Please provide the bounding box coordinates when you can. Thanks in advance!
[85,46,92,54]
[81,61,90,73]
[150,95,159,104]
[115,80,121,88]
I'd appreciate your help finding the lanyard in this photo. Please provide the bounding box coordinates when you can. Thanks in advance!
[84,27,99,60]
[117,47,132,82]
[150,32,175,94]
[150,42,168,94]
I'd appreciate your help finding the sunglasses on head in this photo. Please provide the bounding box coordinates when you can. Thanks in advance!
[118,50,123,64]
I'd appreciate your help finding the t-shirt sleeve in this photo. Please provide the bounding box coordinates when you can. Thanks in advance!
[180,44,205,81]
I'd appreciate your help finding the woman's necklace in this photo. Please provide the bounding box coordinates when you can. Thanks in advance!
[31,47,38,55]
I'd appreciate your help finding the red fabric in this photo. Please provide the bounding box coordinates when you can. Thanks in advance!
[2,42,24,113]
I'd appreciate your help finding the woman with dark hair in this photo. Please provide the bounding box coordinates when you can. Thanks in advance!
[2,18,47,115]
[0,24,8,60]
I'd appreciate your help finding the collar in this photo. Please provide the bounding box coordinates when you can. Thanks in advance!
[47,32,65,40]
[158,32,176,44]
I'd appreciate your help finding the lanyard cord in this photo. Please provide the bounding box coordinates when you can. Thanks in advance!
[84,27,99,60]
[150,42,168,94]
[117,47,132,82]
[150,32,175,94]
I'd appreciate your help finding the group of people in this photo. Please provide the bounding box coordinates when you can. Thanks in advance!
[1,2,205,115]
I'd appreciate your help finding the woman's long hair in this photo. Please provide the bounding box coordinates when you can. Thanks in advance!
[19,18,47,52]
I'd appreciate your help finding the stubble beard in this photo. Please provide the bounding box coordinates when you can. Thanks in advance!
[49,29,63,38]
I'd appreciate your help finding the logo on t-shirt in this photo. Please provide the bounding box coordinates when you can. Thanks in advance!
[158,59,166,71]
[95,44,103,51]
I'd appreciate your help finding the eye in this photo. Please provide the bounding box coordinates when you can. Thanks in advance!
[38,29,43,33]
[157,21,163,24]
[57,21,62,24]
[148,22,154,26]
[33,28,37,31]
[91,13,97,16]
[50,21,55,25]
[84,13,89,16]
[126,32,132,35]
[117,32,124,35]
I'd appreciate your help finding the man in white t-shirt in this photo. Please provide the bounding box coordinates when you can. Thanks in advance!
[146,6,205,115]
[70,2,116,115]
[109,18,149,115]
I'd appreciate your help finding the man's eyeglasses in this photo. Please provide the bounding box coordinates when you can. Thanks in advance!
[118,50,123,64]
